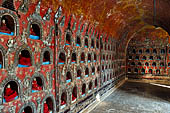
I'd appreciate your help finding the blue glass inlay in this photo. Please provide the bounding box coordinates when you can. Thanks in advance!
[18,64,29,67]
[29,35,40,40]
[42,61,50,65]
[0,32,14,36]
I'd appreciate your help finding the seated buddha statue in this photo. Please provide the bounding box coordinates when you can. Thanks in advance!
[4,84,18,102]
[0,19,11,34]
[32,78,42,91]
[72,94,76,101]
[19,54,31,67]
[30,25,36,36]
[44,101,50,113]
[61,100,66,105]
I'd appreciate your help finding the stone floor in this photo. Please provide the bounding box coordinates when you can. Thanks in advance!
[90,80,170,113]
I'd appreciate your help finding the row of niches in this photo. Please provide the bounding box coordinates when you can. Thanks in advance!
[65,34,115,51]
[58,52,98,64]
[128,55,164,61]
[2,76,45,104]
[63,67,99,83]
[0,15,41,40]
[102,54,114,61]
[60,79,98,109]
[0,48,52,69]
[128,62,167,67]
[127,68,163,74]
[101,64,114,72]
[100,73,114,82]
[128,48,167,54]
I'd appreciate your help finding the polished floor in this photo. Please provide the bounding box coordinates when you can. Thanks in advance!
[90,81,170,113]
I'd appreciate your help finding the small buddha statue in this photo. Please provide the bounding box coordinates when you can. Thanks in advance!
[32,78,42,91]
[44,101,49,113]
[72,94,76,101]
[19,52,31,67]
[4,84,18,102]
[61,99,66,105]
[30,25,36,36]
[0,19,11,34]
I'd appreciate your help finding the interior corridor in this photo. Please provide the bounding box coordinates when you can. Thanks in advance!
[90,80,170,113]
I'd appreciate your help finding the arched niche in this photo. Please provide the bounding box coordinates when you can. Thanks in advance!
[30,73,46,93]
[41,94,56,113]
[138,62,142,66]
[150,56,153,60]
[77,69,81,79]
[76,36,81,47]
[92,67,95,75]
[128,68,131,73]
[88,53,91,63]
[96,39,99,49]
[141,68,145,74]
[103,75,106,83]
[66,72,72,83]
[168,62,170,67]
[84,38,88,48]
[65,32,71,45]
[72,86,77,103]
[129,56,132,60]
[0,10,19,36]
[58,52,66,64]
[3,81,19,103]
[132,49,136,54]
[29,23,41,40]
[41,48,53,65]
[149,69,152,74]
[131,62,135,66]
[102,65,104,72]
[0,15,15,36]
[139,49,142,54]
[102,54,105,61]
[160,62,164,67]
[27,20,43,40]
[156,69,160,74]
[88,82,92,93]
[157,56,161,60]
[71,53,77,64]
[60,92,67,108]
[18,49,32,67]
[81,83,86,97]
[91,39,94,48]
[94,53,97,62]
[31,77,43,93]
[142,56,146,60]
[80,52,85,63]
[161,49,165,54]
[135,56,139,60]
[134,68,138,73]
[145,49,150,54]
[145,62,149,66]
[100,38,103,50]
[153,49,157,54]
[94,78,97,88]
[18,102,36,113]
[152,62,156,67]
[85,67,89,77]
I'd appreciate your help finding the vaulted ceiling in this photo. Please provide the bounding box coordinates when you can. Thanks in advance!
[33,0,170,42]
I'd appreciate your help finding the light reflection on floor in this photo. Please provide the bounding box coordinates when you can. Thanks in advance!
[90,81,170,113]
